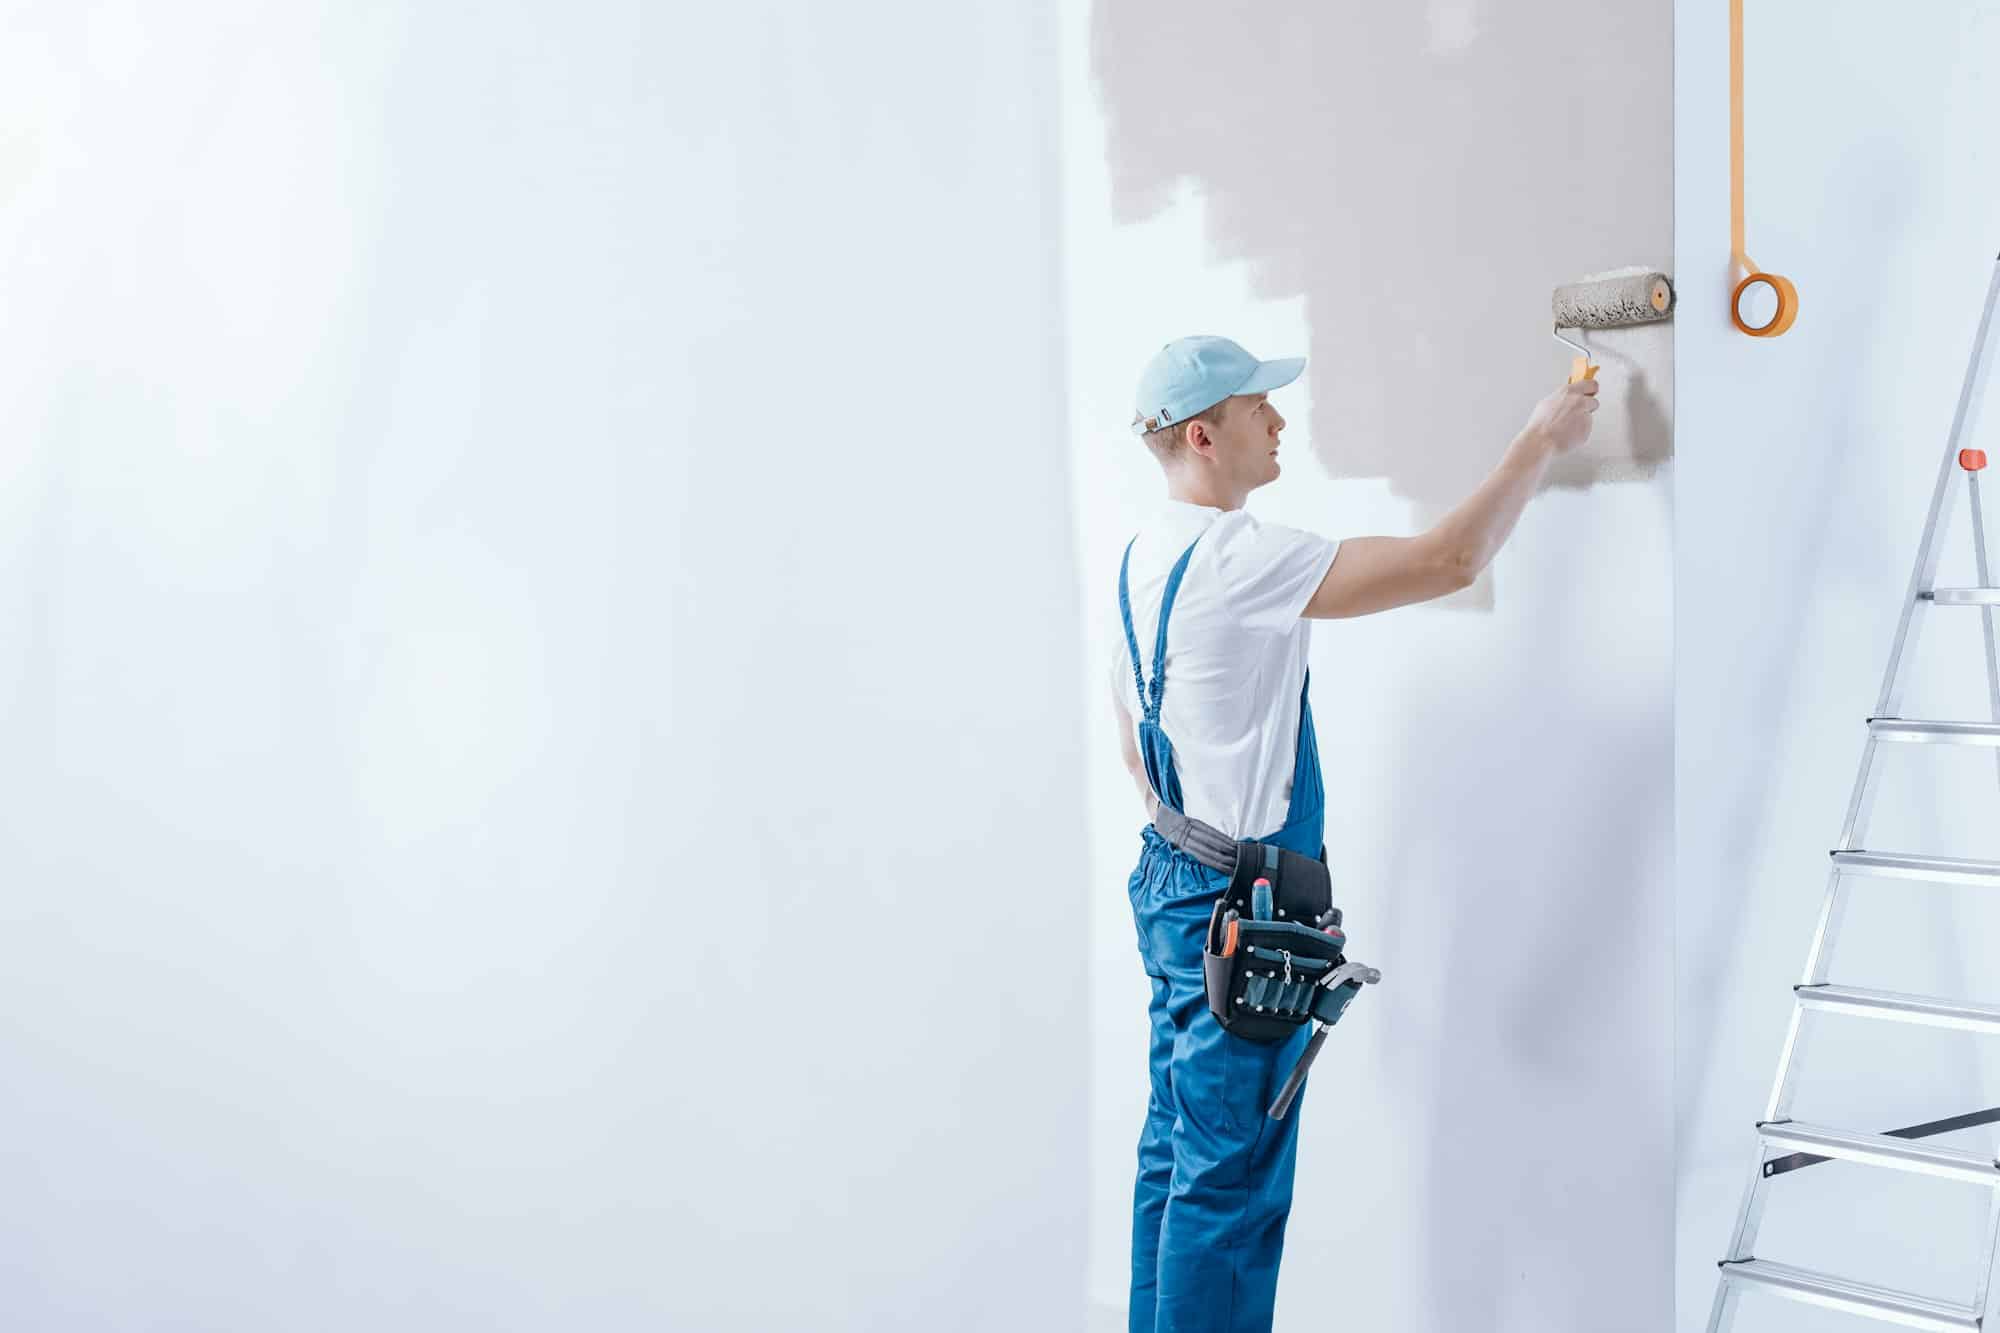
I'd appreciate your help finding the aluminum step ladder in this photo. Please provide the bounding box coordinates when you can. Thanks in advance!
[1708,253,2000,1333]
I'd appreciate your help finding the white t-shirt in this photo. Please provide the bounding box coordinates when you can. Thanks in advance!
[1107,500,1341,840]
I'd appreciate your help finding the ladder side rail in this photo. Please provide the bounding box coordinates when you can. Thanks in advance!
[1871,256,2000,724]
[1972,1185,2000,1319]
[1966,469,2000,790]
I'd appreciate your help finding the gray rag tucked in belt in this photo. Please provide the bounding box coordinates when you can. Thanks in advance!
[1149,799,1239,875]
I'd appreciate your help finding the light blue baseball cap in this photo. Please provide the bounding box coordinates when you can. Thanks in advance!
[1130,335,1305,436]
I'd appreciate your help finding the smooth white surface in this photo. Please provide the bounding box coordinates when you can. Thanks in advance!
[1675,3,2000,1327]
[0,5,1084,1329]
[1064,4,1673,1329]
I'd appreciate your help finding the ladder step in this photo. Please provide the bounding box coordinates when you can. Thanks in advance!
[1924,587,2000,606]
[1798,984,2000,1034]
[1719,1258,1980,1330]
[1758,1119,2000,1184]
[1869,718,2000,747]
[1834,851,2000,887]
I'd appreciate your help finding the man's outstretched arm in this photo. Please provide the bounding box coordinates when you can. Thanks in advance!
[1303,377,1600,620]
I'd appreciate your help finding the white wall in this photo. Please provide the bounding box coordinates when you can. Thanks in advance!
[1675,3,2000,1328]
[0,5,1085,1330]
[1065,4,1674,1330]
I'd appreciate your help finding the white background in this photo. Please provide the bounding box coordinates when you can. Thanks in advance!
[27,3,1995,1331]
[0,4,1085,1330]
[1675,2,2000,1329]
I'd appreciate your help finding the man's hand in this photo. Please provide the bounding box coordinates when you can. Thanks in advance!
[1302,374,1604,619]
[1519,377,1600,454]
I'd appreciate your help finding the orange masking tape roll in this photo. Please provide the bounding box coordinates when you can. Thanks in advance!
[1731,271,1798,338]
[1731,0,1796,337]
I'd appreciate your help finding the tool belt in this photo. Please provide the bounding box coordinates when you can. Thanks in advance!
[1153,803,1368,1045]
[1203,845,1362,1044]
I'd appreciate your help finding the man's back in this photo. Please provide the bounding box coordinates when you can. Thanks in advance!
[1109,500,1338,840]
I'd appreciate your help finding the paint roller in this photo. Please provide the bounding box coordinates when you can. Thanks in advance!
[1551,270,1676,384]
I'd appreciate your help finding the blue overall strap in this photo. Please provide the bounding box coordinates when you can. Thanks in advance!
[1117,534,1205,721]
[1118,533,1206,815]
[1251,666,1327,858]
[1117,538,1148,715]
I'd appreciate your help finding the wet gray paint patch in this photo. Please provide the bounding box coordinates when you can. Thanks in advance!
[1089,1,1671,513]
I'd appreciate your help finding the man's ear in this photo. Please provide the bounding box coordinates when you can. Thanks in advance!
[1183,421,1211,455]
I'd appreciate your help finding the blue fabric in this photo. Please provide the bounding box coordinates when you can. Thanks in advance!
[1118,536,1201,812]
[1117,531,1328,1333]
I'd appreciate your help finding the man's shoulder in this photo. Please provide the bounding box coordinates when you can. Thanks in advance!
[1206,509,1332,562]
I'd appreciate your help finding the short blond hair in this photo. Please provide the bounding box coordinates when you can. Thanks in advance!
[1137,399,1228,464]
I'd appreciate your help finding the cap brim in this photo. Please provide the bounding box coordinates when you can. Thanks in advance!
[1234,355,1305,396]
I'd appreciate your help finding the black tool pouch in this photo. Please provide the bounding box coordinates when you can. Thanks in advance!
[1201,841,1353,1043]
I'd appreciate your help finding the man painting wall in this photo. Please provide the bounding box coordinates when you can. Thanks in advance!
[1109,335,1599,1332]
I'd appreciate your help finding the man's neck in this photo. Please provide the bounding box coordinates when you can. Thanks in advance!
[1165,475,1246,511]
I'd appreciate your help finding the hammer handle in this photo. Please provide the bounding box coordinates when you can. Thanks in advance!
[1266,1026,1330,1121]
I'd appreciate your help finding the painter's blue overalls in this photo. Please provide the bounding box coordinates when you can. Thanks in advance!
[1119,530,1326,1333]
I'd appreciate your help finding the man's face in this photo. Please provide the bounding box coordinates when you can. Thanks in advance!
[1197,392,1287,490]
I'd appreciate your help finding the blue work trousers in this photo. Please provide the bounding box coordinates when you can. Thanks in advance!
[1125,825,1313,1333]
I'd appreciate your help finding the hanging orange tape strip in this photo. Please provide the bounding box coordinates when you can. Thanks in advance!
[1731,0,1798,337]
